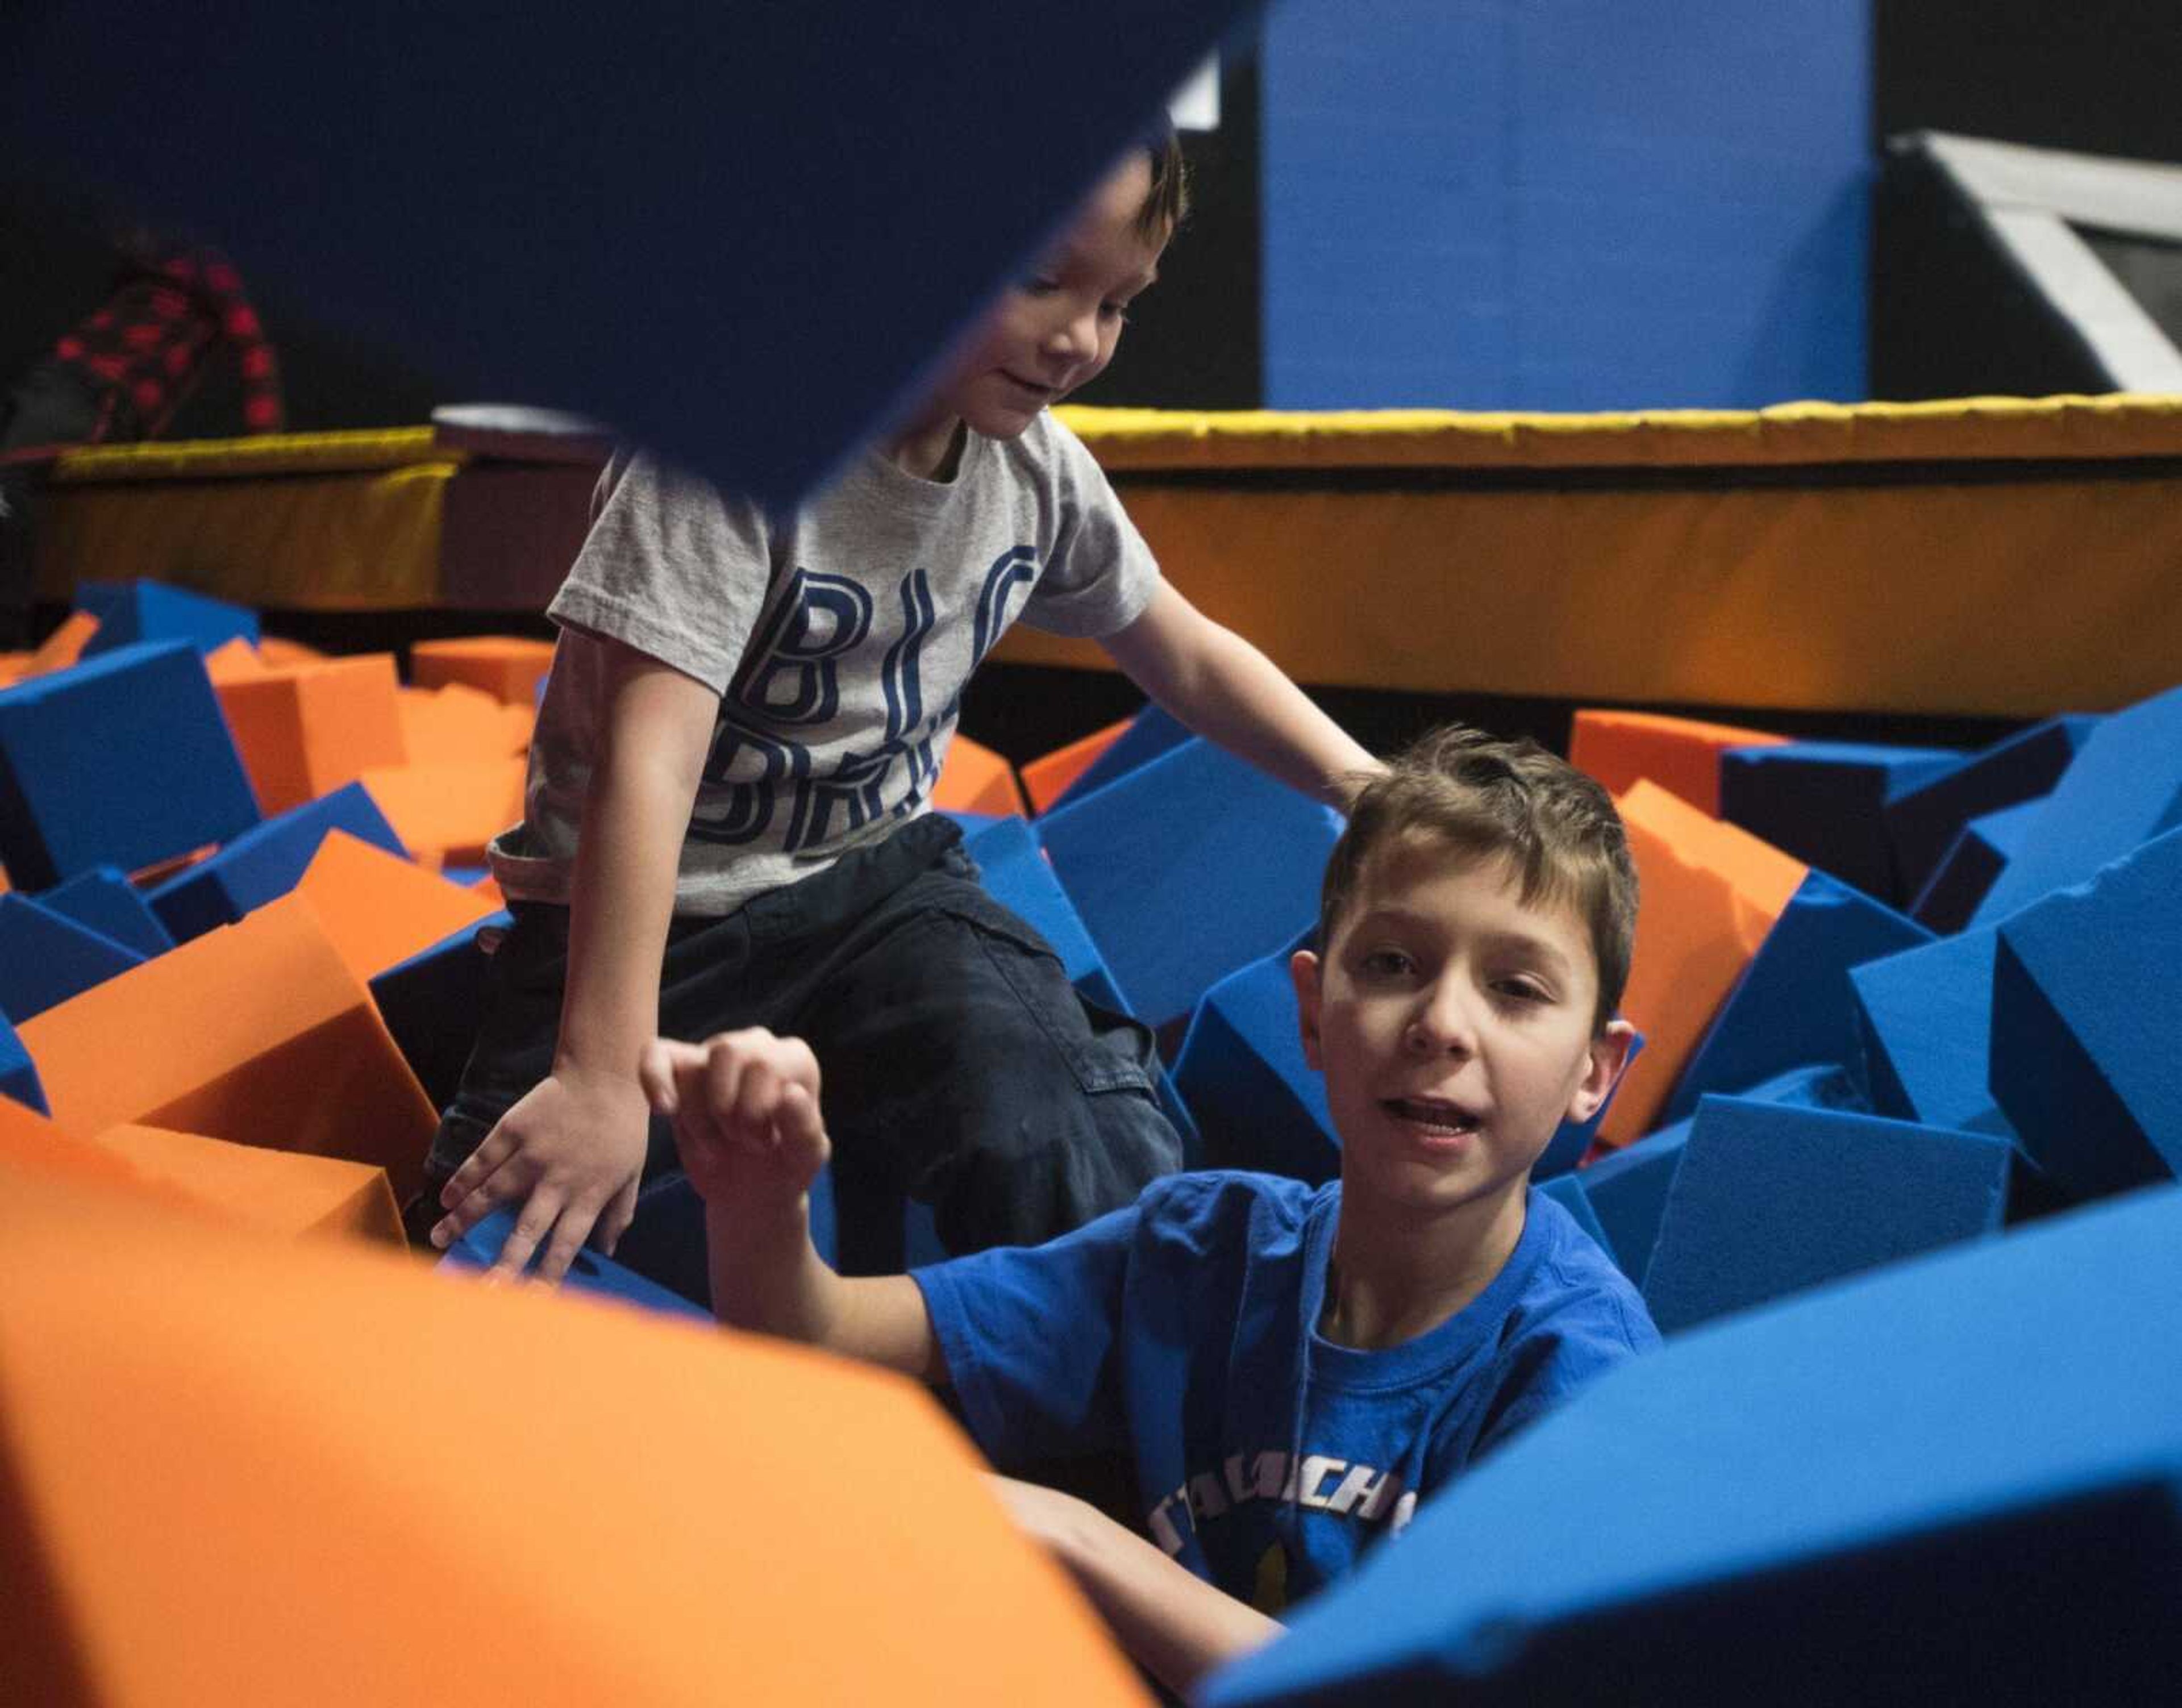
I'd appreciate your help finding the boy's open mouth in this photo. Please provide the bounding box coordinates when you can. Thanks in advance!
[1383,1097,1481,1136]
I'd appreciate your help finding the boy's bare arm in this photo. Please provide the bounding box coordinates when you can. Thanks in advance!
[1098,581,1382,810]
[990,1475,1284,1694]
[431,638,715,1281]
[641,1031,946,1384]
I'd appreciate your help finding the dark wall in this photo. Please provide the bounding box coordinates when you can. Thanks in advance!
[1069,54,1262,410]
[1873,0,2182,164]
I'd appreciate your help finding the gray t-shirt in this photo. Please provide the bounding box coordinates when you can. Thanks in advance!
[490,410,1160,914]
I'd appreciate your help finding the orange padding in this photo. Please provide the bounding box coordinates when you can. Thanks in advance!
[1601,781,1808,1146]
[20,890,438,1198]
[0,1156,1150,1707]
[1569,709,1787,819]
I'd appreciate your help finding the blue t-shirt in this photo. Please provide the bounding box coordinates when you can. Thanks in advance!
[913,1170,1657,1612]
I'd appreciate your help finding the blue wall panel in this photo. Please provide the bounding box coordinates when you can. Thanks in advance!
[1261,0,1870,410]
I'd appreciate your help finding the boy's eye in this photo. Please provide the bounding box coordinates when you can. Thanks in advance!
[1359,948,1415,978]
[1021,276,1061,297]
[1492,977,1551,1006]
[1100,301,1130,324]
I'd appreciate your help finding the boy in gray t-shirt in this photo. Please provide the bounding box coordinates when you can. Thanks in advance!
[424,134,1379,1286]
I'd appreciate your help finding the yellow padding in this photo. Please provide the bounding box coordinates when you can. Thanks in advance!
[49,427,452,483]
[1056,393,2182,470]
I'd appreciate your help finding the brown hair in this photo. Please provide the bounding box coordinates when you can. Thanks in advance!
[1318,726,1639,1031]
[1137,128,1190,243]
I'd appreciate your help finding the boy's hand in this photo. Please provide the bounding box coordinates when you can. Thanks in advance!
[639,1028,831,1207]
[430,1068,649,1284]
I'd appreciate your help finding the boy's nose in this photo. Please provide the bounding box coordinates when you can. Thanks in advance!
[1405,986,1480,1056]
[1047,307,1100,364]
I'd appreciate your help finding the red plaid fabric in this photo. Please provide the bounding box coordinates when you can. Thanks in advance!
[45,245,285,443]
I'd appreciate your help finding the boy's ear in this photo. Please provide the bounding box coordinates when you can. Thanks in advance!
[1565,1018,1637,1126]
[1289,950,1325,1073]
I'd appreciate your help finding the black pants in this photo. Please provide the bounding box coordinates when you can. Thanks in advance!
[420,815,1182,1281]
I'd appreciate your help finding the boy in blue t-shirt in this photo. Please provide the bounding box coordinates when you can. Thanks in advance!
[644,725,1657,1693]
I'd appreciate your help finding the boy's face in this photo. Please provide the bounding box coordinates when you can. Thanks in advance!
[1291,837,1633,1222]
[921,152,1165,439]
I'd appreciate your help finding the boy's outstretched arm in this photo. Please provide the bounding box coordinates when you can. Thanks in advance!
[1098,581,1382,810]
[641,1029,944,1382]
[431,638,715,1282]
[991,1476,1284,1694]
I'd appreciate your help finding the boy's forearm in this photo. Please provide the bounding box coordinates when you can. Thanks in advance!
[1104,588,1379,809]
[1013,1482,1284,1695]
[707,1195,948,1385]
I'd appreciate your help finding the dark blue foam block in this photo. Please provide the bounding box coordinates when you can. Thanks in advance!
[1,1010,48,1114]
[1720,740,1959,904]
[1202,1184,2182,1708]
[1580,1065,1866,1288]
[1662,871,1930,1126]
[1973,681,2182,925]
[0,894,145,1022]
[368,911,510,1116]
[35,864,174,959]
[75,578,260,659]
[1910,796,2043,934]
[1046,702,1190,815]
[1884,715,2098,902]
[0,640,260,890]
[1038,737,1341,1028]
[438,1206,713,1324]
[1535,1173,1613,1266]
[1991,825,2182,1201]
[7,3,1256,512]
[1850,926,2011,1135]
[1642,1097,2009,1335]
[964,813,1125,1002]
[1173,938,1335,1185]
[149,781,406,942]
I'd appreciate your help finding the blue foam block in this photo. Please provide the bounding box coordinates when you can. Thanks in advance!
[1044,702,1190,815]
[1580,1065,1865,1286]
[0,894,145,1022]
[964,813,1127,1002]
[1,1010,48,1114]
[1973,681,2182,924]
[1642,1096,2009,1334]
[1851,926,2013,1134]
[149,781,406,942]
[75,578,260,659]
[1720,740,1959,903]
[1202,1184,2182,1708]
[1535,1173,1613,1266]
[1662,871,1930,1126]
[10,3,1255,513]
[1038,737,1342,1028]
[1884,715,2098,902]
[1991,824,2182,1200]
[0,640,260,890]
[34,864,175,959]
[368,911,510,1115]
[438,1206,713,1323]
[1909,796,2043,934]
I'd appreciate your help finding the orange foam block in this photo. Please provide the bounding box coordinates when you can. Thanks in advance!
[0,1089,203,1211]
[295,829,499,981]
[253,634,327,669]
[1021,715,1134,814]
[360,757,527,868]
[0,651,31,688]
[0,1157,1151,1708]
[931,734,1028,818]
[1600,780,1808,1147]
[22,609,98,678]
[218,653,409,816]
[411,634,556,707]
[201,636,269,685]
[1571,709,1789,818]
[91,1122,403,1244]
[19,890,439,1197]
[398,681,532,763]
